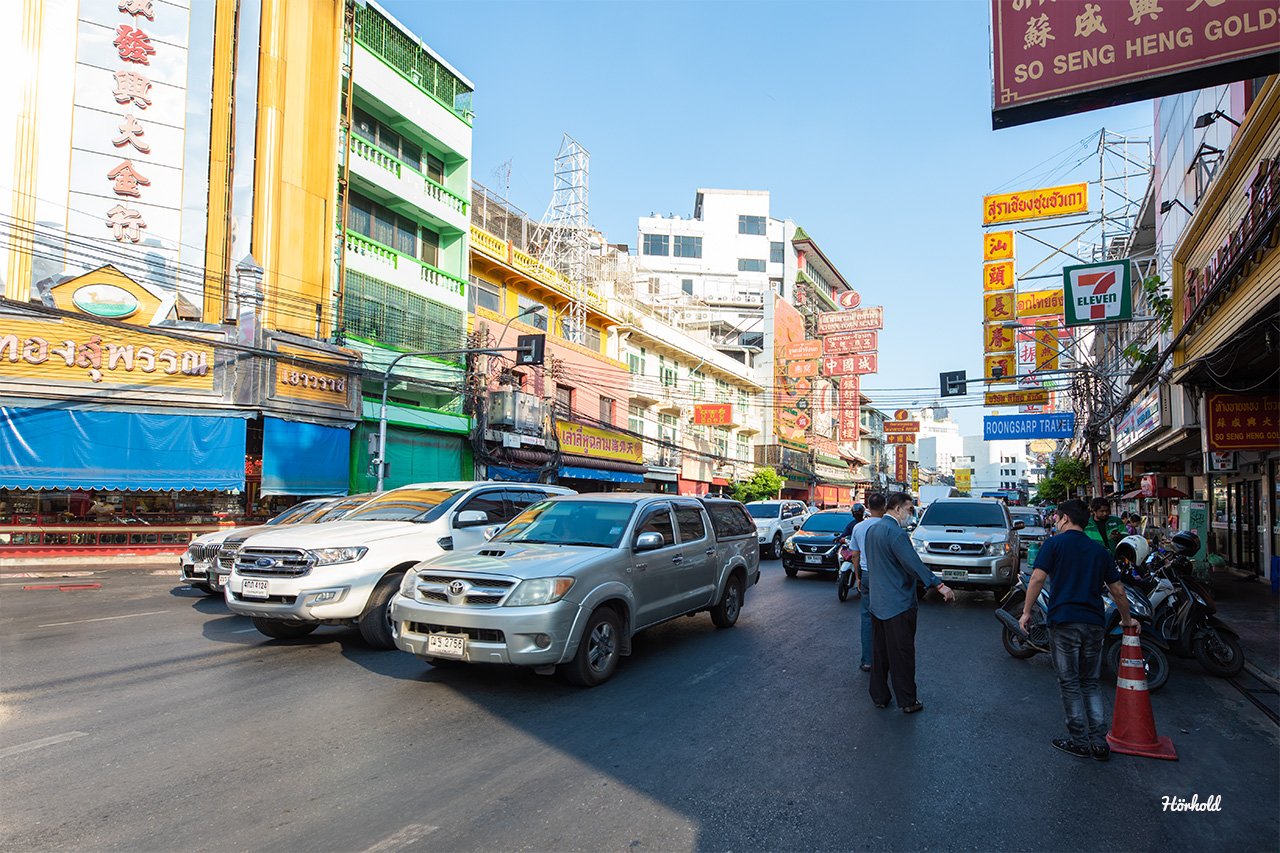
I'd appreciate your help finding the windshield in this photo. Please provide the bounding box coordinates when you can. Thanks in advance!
[266,501,324,526]
[1010,510,1041,526]
[495,500,636,548]
[801,512,851,533]
[746,504,780,519]
[920,502,1008,528]
[307,494,374,523]
[340,488,467,522]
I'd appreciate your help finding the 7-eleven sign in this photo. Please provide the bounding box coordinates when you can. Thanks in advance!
[1063,260,1132,326]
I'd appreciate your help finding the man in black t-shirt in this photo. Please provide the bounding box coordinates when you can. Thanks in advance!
[1021,499,1138,761]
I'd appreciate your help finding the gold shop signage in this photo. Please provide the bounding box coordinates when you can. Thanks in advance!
[0,316,214,389]
[274,345,351,405]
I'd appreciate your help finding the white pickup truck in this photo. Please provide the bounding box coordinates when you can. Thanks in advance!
[224,482,573,647]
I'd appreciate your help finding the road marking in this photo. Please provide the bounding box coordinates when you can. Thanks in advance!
[360,824,438,853]
[232,628,260,633]
[0,731,88,759]
[687,656,738,685]
[38,610,166,628]
[0,571,96,579]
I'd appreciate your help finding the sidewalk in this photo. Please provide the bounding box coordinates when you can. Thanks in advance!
[1211,569,1279,685]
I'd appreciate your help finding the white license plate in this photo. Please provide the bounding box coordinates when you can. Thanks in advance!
[242,578,269,599]
[942,569,969,580]
[426,632,466,659]
[804,555,823,564]
[194,561,211,575]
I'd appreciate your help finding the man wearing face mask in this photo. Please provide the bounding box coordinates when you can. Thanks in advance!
[863,492,955,714]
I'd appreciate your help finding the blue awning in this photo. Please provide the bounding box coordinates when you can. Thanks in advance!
[261,417,351,496]
[486,465,541,483]
[559,465,644,484]
[0,407,246,491]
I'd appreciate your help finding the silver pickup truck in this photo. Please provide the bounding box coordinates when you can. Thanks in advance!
[390,494,761,686]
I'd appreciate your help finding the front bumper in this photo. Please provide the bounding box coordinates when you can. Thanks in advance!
[179,558,210,584]
[225,565,373,622]
[391,594,582,666]
[782,550,840,572]
[917,551,1017,587]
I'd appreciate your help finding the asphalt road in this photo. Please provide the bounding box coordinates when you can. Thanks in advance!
[1,559,1277,852]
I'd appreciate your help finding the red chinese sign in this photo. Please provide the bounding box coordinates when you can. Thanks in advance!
[692,404,733,426]
[1206,394,1279,451]
[822,353,877,377]
[822,331,877,355]
[886,433,915,445]
[816,307,883,335]
[894,445,908,482]
[991,0,1279,129]
[787,359,819,378]
[103,4,162,242]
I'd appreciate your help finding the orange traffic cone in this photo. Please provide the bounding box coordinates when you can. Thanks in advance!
[1107,625,1177,760]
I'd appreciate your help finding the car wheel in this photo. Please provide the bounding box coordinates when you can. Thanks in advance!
[251,617,318,640]
[358,573,402,649]
[783,561,798,578]
[563,607,622,687]
[710,572,743,628]
[770,533,783,560]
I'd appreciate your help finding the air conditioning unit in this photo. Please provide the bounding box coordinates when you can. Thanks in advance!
[489,390,542,433]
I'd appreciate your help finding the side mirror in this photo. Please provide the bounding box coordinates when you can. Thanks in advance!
[906,521,917,532]
[455,510,489,528]
[483,525,501,541]
[1012,520,1026,530]
[634,532,664,552]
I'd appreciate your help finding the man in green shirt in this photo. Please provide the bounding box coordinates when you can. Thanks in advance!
[1085,498,1125,554]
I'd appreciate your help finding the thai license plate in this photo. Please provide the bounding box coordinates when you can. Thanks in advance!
[804,555,823,564]
[942,569,969,580]
[427,632,466,659]
[194,560,211,576]
[242,578,269,599]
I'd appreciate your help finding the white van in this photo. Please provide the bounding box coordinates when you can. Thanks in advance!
[224,482,574,647]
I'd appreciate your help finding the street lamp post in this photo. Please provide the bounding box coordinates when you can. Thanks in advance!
[374,306,542,492]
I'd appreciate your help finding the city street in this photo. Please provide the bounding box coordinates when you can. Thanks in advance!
[2,559,1276,852]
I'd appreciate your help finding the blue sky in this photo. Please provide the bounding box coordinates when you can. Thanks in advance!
[387,0,1154,437]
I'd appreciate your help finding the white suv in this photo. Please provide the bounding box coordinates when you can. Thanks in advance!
[746,500,810,559]
[224,482,574,647]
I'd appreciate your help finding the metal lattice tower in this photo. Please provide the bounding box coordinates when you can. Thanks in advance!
[537,135,590,343]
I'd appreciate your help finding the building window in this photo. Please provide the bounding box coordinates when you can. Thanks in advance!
[353,107,429,174]
[673,235,702,258]
[681,279,693,295]
[738,259,767,272]
[770,241,784,264]
[690,369,705,399]
[738,215,766,235]
[715,378,731,403]
[467,276,502,313]
[555,386,573,420]
[629,404,645,436]
[348,191,424,259]
[713,427,729,459]
[517,295,547,331]
[658,413,677,443]
[419,226,440,267]
[736,433,749,461]
[648,277,661,297]
[659,356,678,388]
[627,347,645,375]
[739,331,763,349]
[642,234,669,256]
[599,397,614,425]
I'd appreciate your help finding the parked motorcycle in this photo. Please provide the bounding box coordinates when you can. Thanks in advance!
[1141,531,1246,677]
[837,538,858,602]
[995,568,1170,692]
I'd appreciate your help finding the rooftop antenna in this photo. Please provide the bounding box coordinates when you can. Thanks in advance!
[537,134,590,344]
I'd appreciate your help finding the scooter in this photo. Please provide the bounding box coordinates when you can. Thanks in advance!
[1101,580,1170,692]
[836,538,858,602]
[1147,531,1246,677]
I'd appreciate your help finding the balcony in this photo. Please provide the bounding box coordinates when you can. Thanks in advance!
[348,136,469,234]
[629,376,661,406]
[344,231,467,313]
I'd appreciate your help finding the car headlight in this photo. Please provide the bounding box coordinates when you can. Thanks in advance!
[914,539,929,554]
[309,546,367,566]
[399,570,419,599]
[781,538,796,553]
[985,540,1012,555]
[503,577,574,607]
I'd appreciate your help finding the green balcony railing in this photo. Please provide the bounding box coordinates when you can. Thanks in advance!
[354,4,474,125]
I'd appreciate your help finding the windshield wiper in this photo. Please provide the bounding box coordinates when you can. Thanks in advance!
[554,540,610,548]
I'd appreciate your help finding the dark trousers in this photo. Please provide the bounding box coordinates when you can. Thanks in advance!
[869,608,918,708]
[1048,623,1107,747]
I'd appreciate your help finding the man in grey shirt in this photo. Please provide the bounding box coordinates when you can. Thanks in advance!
[864,492,955,713]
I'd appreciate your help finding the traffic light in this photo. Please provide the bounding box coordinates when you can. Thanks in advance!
[940,370,967,397]
[515,333,546,366]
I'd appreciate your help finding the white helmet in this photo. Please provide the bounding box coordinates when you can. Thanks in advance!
[1115,534,1149,569]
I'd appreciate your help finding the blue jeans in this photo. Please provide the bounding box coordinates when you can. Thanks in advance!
[1048,622,1107,747]
[859,575,873,668]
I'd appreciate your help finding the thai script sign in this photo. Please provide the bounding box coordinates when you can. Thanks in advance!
[816,307,883,335]
[1064,260,1132,326]
[0,316,213,389]
[556,420,643,464]
[984,230,1014,261]
[955,468,972,491]
[784,340,823,359]
[822,331,877,355]
[692,404,733,426]
[984,413,1075,440]
[273,345,352,406]
[1205,394,1279,451]
[983,261,1015,292]
[1016,288,1065,319]
[985,388,1049,407]
[1114,385,1170,453]
[884,420,920,434]
[991,0,1280,129]
[822,353,877,377]
[983,183,1087,225]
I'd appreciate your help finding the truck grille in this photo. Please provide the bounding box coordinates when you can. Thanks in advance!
[188,542,221,562]
[797,543,835,555]
[235,547,313,577]
[218,538,249,569]
[927,542,985,555]
[408,622,505,643]
[413,574,516,607]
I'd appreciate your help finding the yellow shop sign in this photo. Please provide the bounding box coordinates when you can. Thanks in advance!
[983,183,1087,225]
[556,421,643,464]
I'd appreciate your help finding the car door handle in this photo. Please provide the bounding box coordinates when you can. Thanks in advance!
[635,562,647,571]
[705,548,715,556]
[672,555,684,564]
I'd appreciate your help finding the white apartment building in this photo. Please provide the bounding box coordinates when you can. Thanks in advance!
[961,435,1030,495]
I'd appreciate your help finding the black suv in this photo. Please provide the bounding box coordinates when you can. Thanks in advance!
[781,509,853,577]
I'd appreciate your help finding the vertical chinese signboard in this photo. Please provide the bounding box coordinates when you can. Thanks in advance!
[894,445,908,483]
